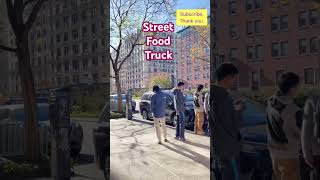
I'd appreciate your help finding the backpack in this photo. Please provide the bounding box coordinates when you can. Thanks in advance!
[69,122,84,153]
[309,97,320,144]
[266,98,288,144]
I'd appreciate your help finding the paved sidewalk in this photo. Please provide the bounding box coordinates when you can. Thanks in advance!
[110,118,210,180]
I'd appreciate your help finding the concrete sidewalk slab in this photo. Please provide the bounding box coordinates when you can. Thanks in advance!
[110,118,210,180]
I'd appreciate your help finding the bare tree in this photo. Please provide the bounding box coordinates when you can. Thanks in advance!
[0,0,48,162]
[110,0,176,112]
[190,25,210,62]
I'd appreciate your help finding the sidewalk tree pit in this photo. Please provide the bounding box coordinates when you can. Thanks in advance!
[142,22,175,61]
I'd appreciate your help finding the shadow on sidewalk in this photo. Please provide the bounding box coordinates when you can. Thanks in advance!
[184,140,210,150]
[74,154,94,166]
[162,141,210,169]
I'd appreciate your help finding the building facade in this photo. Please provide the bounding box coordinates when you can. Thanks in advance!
[118,32,177,92]
[6,0,108,96]
[213,0,320,90]
[176,27,210,90]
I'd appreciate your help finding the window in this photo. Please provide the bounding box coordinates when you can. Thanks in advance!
[280,41,288,56]
[81,10,87,21]
[247,46,254,59]
[56,34,60,42]
[229,48,238,61]
[92,24,96,34]
[272,42,280,57]
[57,48,61,57]
[299,39,307,54]
[229,24,238,39]
[91,40,98,52]
[254,20,262,33]
[63,46,69,56]
[82,42,88,53]
[71,14,78,24]
[310,37,318,53]
[64,63,69,72]
[72,29,78,39]
[271,16,280,32]
[255,45,263,60]
[82,26,88,37]
[299,11,308,27]
[82,59,88,69]
[304,68,315,84]
[72,60,79,70]
[229,0,237,15]
[255,0,262,9]
[246,0,254,12]
[280,15,288,30]
[72,45,79,54]
[63,32,68,41]
[92,57,98,66]
[247,21,254,35]
[309,9,319,25]
[91,7,97,17]
[251,71,260,90]
[63,16,69,26]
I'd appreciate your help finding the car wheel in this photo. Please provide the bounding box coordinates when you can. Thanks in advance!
[142,110,149,120]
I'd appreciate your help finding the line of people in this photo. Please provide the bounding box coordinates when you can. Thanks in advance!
[210,63,320,180]
[150,82,210,144]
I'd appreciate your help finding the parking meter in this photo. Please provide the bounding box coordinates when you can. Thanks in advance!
[49,88,71,180]
[93,123,109,180]
[126,89,133,120]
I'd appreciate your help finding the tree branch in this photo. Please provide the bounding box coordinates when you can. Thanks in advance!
[0,45,17,53]
[23,0,37,8]
[25,0,48,31]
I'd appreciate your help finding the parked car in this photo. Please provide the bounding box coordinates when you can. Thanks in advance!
[110,94,136,112]
[238,98,273,180]
[139,90,195,129]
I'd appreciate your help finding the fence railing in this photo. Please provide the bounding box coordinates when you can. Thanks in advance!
[0,122,50,158]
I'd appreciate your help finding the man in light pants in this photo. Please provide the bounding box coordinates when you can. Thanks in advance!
[151,85,168,144]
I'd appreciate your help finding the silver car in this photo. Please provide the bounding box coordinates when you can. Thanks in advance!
[110,94,136,112]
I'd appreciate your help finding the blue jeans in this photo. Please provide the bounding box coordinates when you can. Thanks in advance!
[175,112,185,139]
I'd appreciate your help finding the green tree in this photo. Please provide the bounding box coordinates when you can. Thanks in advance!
[148,75,173,90]
[110,0,176,112]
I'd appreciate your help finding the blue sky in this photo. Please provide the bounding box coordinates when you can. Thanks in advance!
[176,0,210,11]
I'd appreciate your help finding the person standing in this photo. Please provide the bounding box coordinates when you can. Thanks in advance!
[173,82,186,141]
[266,72,302,180]
[301,94,320,180]
[150,85,168,144]
[210,63,244,180]
[194,84,205,135]
[204,90,210,134]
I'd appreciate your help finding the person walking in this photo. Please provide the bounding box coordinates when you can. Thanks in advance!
[210,63,244,180]
[173,82,186,141]
[266,72,302,180]
[150,85,168,144]
[194,84,205,135]
[302,94,320,180]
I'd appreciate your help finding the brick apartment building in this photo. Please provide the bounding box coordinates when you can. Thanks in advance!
[118,32,177,92]
[2,0,109,96]
[176,27,210,90]
[213,0,320,90]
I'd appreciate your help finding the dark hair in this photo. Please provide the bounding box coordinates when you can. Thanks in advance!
[215,63,239,82]
[177,82,185,87]
[196,84,204,92]
[153,85,160,92]
[277,72,300,95]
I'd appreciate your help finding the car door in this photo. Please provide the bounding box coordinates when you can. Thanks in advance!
[165,95,175,121]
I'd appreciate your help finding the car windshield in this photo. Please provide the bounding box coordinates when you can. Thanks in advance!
[14,106,49,122]
[0,109,9,121]
[113,95,126,100]
[241,100,267,126]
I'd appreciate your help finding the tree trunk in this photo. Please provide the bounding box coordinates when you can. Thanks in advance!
[16,33,40,162]
[115,72,123,112]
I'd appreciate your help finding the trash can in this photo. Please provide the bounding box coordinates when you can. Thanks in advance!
[93,124,109,180]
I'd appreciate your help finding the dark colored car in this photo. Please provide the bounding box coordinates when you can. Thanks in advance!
[238,99,273,180]
[139,90,195,129]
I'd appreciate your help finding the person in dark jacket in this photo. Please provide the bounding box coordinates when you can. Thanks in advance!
[172,82,186,141]
[210,63,243,180]
[150,85,168,144]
